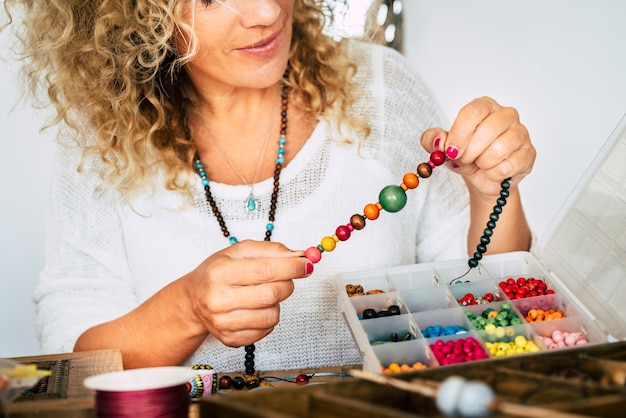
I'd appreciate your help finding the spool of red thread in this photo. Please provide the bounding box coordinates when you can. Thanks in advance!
[84,367,198,418]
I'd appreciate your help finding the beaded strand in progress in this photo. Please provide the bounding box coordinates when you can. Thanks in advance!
[302,150,511,275]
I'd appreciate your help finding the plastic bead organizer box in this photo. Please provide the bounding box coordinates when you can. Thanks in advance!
[333,112,626,374]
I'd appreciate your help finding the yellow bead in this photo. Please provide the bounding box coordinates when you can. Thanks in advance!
[514,335,527,347]
[484,324,496,334]
[321,236,336,251]
[495,327,506,339]
[527,342,540,352]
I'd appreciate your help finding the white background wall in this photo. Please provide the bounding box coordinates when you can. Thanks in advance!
[1,1,626,357]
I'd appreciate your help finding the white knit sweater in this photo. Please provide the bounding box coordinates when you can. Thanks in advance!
[35,41,470,372]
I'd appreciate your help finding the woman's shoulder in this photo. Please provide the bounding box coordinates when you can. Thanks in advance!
[347,39,405,63]
[348,39,417,81]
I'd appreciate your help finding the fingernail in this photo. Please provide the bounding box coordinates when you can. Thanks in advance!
[433,137,441,151]
[445,145,459,160]
[305,262,314,275]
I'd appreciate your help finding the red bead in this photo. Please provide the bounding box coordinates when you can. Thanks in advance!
[219,375,233,390]
[335,225,351,241]
[430,150,446,166]
[305,247,322,263]
[295,374,309,385]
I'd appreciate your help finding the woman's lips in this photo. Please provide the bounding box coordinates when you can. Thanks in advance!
[237,31,282,56]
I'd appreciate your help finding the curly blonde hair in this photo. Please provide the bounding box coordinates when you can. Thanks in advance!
[4,0,369,196]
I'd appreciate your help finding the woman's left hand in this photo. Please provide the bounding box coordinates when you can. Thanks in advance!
[421,96,536,197]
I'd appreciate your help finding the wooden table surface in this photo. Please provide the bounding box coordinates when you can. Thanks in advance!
[4,349,359,418]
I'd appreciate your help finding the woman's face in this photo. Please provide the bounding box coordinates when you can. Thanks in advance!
[179,0,294,91]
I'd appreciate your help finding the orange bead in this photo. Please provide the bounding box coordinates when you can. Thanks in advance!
[412,362,427,370]
[402,173,419,189]
[364,203,380,220]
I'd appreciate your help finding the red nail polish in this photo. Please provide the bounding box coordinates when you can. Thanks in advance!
[434,138,441,151]
[305,263,314,275]
[446,145,459,160]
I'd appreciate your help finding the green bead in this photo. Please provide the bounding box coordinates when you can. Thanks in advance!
[378,185,407,213]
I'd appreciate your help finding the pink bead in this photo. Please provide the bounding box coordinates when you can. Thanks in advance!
[346,223,354,231]
[551,330,563,343]
[576,338,589,345]
[335,225,351,241]
[304,247,322,263]
[564,333,579,346]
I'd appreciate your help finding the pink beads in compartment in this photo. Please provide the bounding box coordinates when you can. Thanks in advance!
[540,330,589,349]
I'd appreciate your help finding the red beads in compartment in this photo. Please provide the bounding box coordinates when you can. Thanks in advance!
[498,277,554,299]
[429,337,489,366]
[457,292,495,306]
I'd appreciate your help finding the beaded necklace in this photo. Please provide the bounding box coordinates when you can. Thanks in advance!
[199,91,280,213]
[194,82,289,375]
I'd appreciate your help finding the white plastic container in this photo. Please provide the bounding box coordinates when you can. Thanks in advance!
[334,113,626,374]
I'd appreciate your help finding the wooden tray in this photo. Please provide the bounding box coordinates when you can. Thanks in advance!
[199,341,626,417]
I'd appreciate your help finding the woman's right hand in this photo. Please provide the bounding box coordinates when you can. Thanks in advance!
[184,240,312,348]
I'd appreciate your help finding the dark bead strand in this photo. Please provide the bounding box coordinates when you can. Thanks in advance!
[467,177,512,268]
[195,81,289,377]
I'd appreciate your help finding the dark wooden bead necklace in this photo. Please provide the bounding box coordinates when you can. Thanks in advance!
[194,82,289,375]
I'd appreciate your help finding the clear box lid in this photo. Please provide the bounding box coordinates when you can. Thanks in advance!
[535,112,626,341]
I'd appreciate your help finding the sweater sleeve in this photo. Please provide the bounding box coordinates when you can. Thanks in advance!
[34,145,136,354]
